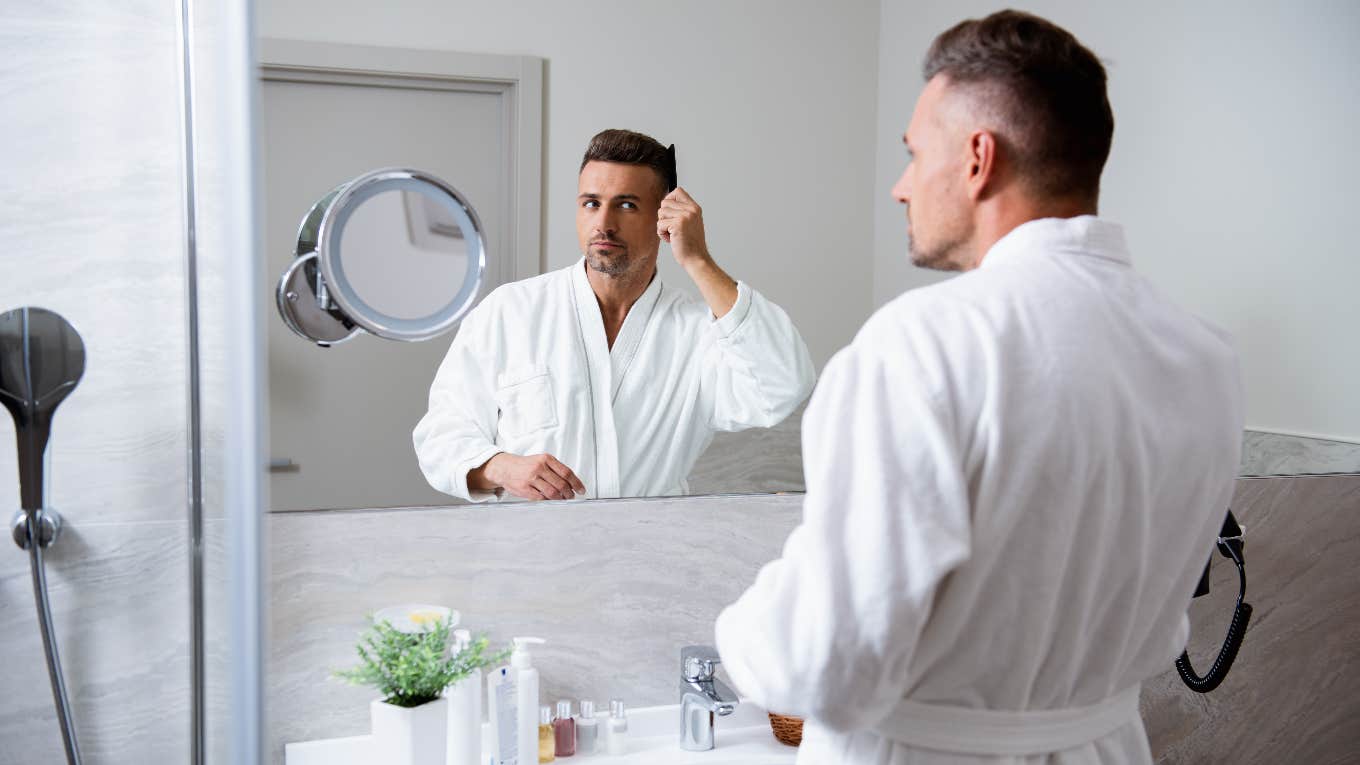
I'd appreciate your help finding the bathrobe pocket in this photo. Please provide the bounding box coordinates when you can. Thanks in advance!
[495,365,558,437]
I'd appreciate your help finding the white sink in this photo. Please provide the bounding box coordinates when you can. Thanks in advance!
[285,699,798,765]
[605,701,797,764]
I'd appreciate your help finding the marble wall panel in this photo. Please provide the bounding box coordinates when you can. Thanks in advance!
[690,417,1360,491]
[266,493,802,760]
[687,403,806,495]
[0,2,198,762]
[269,476,1360,764]
[1240,430,1360,477]
[0,2,190,528]
[691,416,1360,497]
[0,521,192,764]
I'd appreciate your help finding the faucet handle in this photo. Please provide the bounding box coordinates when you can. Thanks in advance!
[681,645,721,682]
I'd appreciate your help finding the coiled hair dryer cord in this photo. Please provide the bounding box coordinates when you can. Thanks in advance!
[1176,512,1251,693]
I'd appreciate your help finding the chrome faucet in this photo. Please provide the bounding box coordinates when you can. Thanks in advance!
[679,645,738,751]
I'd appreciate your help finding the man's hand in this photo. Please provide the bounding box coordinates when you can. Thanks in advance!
[657,186,711,266]
[475,452,587,501]
[658,186,739,317]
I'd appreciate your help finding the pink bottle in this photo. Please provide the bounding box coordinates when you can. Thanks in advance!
[553,699,576,756]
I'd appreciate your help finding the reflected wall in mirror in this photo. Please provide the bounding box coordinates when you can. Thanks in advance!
[262,42,543,511]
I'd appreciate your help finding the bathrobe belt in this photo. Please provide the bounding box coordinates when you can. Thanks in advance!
[873,685,1141,756]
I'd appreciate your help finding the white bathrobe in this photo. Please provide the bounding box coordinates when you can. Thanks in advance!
[715,217,1243,764]
[413,258,815,501]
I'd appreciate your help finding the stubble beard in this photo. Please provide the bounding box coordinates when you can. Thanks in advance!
[908,213,971,273]
[909,237,969,272]
[585,245,632,277]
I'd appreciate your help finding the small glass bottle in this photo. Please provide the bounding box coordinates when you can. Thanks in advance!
[606,698,628,756]
[553,699,576,757]
[538,705,556,763]
[575,700,600,755]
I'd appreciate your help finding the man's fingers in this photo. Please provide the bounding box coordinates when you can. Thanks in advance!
[537,469,572,498]
[657,215,687,234]
[659,200,696,216]
[512,482,548,501]
[530,476,567,500]
[668,186,694,203]
[545,456,587,494]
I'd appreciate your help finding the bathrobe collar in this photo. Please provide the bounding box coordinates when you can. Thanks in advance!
[980,215,1132,270]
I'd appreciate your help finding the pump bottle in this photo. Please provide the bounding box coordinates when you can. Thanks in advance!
[511,637,546,764]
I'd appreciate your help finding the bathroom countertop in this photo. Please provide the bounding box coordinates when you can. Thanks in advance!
[285,701,798,765]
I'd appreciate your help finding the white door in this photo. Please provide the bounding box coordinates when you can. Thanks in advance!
[261,51,539,511]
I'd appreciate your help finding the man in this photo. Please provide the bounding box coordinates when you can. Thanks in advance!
[715,10,1242,764]
[413,129,814,502]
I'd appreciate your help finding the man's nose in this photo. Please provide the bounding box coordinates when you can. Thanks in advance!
[597,210,618,234]
[892,167,911,204]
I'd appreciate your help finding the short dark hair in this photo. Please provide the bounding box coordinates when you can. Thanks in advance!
[923,10,1113,203]
[579,129,677,197]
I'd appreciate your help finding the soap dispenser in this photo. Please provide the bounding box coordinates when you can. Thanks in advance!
[488,636,545,765]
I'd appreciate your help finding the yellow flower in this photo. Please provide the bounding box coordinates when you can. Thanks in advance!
[410,610,441,627]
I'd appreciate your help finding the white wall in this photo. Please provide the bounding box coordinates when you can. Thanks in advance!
[261,0,884,369]
[873,0,1360,441]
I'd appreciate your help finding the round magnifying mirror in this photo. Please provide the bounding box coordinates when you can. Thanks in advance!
[276,168,487,346]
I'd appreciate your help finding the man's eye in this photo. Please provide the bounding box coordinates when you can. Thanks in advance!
[620,201,637,210]
[583,200,600,209]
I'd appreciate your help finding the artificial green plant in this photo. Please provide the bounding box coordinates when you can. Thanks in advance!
[334,617,509,708]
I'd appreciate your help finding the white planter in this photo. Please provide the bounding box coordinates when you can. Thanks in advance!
[370,697,449,765]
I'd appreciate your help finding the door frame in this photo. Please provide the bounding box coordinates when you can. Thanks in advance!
[258,38,545,285]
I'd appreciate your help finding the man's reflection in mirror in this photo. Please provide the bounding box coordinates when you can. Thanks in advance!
[414,129,815,501]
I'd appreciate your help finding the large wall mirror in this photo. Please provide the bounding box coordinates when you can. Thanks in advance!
[259,7,1359,515]
[255,4,1359,760]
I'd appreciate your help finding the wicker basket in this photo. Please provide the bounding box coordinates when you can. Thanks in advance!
[768,712,804,747]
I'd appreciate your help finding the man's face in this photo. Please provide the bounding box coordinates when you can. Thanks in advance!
[576,161,664,278]
[891,76,976,272]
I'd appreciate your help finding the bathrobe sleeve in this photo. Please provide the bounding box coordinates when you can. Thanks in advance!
[412,302,504,503]
[702,281,816,431]
[713,322,973,732]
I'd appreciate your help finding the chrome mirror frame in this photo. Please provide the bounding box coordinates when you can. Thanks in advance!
[275,167,487,346]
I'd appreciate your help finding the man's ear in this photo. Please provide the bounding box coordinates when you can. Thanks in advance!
[966,130,998,202]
